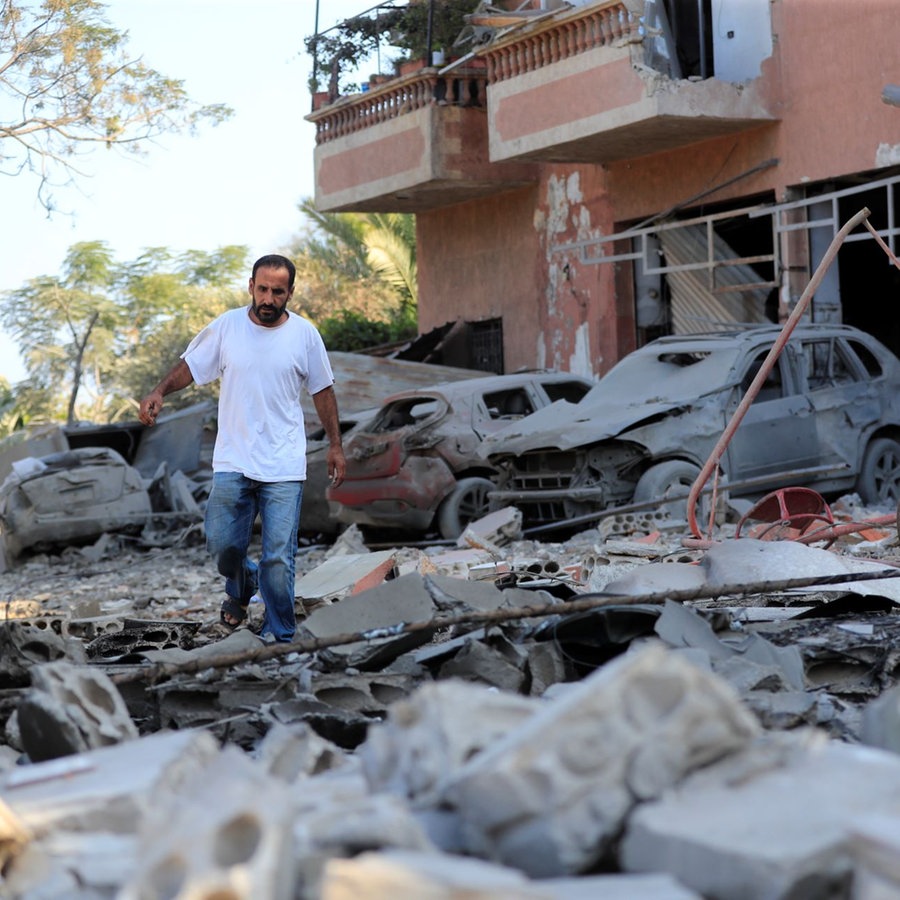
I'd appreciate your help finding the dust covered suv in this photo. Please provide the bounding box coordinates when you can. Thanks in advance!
[483,324,900,532]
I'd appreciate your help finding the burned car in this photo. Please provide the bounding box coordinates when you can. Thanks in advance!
[0,447,152,563]
[484,324,900,532]
[327,372,596,539]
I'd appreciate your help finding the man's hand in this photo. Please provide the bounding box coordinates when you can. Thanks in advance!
[138,361,194,426]
[139,391,164,426]
[327,443,346,488]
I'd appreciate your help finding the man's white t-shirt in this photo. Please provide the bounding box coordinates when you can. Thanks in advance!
[182,307,335,482]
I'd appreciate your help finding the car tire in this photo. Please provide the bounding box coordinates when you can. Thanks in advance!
[857,437,900,505]
[633,460,702,521]
[436,477,495,540]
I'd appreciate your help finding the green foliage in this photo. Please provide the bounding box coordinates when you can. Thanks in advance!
[291,199,417,346]
[0,0,232,209]
[305,0,480,93]
[317,309,399,352]
[1,242,249,426]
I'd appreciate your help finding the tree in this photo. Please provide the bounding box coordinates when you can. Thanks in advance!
[2,241,121,425]
[0,242,248,425]
[292,200,418,349]
[1,0,231,209]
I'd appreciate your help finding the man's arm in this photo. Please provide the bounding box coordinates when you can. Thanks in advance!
[311,385,347,487]
[139,359,194,426]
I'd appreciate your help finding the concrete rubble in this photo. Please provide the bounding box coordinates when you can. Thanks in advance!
[2,490,900,897]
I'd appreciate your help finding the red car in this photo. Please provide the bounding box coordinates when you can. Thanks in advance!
[327,372,595,539]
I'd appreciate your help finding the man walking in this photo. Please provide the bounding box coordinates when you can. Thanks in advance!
[139,254,346,643]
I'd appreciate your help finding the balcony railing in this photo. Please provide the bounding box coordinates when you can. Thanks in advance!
[484,1,640,83]
[309,64,488,146]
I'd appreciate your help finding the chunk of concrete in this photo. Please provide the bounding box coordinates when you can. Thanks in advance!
[292,777,435,897]
[360,680,539,805]
[621,734,900,899]
[300,573,437,670]
[860,683,900,754]
[17,661,138,762]
[442,644,760,877]
[121,745,298,900]
[601,561,707,597]
[320,849,703,899]
[849,813,900,899]
[438,636,527,692]
[0,728,219,836]
[2,831,135,899]
[254,722,352,783]
[457,506,523,551]
[654,599,806,690]
[294,550,398,606]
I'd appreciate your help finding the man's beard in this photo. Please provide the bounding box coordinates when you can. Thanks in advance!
[253,300,287,323]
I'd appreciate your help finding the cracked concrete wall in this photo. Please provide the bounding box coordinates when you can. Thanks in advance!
[417,164,632,378]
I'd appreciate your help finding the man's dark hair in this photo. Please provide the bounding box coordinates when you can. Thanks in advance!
[252,254,296,289]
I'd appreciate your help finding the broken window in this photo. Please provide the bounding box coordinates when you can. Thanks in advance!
[802,340,857,391]
[740,351,785,403]
[373,398,443,432]
[483,389,534,419]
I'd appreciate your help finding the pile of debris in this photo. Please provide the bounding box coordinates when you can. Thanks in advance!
[2,498,900,898]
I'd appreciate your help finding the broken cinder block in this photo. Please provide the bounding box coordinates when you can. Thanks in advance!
[17,660,138,762]
[442,644,760,877]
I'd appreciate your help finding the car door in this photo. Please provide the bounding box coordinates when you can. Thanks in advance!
[725,345,821,487]
[797,335,883,473]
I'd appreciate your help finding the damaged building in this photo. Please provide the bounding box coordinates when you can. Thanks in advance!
[307,0,900,375]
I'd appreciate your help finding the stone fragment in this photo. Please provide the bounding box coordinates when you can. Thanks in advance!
[601,561,706,596]
[254,722,352,783]
[457,506,523,550]
[121,745,297,900]
[360,680,539,805]
[2,831,135,899]
[438,636,527,692]
[0,729,219,836]
[0,618,82,684]
[443,644,760,877]
[17,660,138,762]
[300,573,436,670]
[525,641,569,696]
[294,550,398,606]
[860,683,900,753]
[849,813,900,900]
[320,849,703,899]
[621,733,900,899]
[654,600,806,690]
[292,774,435,897]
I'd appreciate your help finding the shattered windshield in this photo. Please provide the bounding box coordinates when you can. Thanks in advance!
[583,345,742,406]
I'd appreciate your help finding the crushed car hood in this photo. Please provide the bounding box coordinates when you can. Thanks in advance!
[479,395,692,457]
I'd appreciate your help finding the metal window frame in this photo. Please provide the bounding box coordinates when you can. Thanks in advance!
[554,171,900,288]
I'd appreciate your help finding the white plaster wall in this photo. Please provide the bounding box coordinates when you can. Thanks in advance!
[712,0,773,82]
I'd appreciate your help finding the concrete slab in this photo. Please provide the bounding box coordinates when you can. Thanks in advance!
[0,729,219,836]
[621,735,900,899]
[294,551,398,605]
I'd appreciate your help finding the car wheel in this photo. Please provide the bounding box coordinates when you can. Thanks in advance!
[436,477,495,540]
[857,437,900,505]
[633,460,702,521]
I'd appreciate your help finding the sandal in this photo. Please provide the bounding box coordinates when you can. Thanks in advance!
[220,597,248,629]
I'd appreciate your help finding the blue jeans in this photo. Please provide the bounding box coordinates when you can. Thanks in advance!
[205,472,303,642]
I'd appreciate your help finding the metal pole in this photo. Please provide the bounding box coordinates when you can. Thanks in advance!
[426,0,435,65]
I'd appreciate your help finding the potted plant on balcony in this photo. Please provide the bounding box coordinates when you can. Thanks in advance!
[305,1,480,103]
[389,0,477,69]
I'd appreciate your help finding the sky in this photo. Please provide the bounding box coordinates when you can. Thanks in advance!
[1,0,368,385]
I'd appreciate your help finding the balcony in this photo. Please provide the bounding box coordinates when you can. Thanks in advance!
[484,0,777,164]
[308,62,538,213]
[306,0,777,212]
